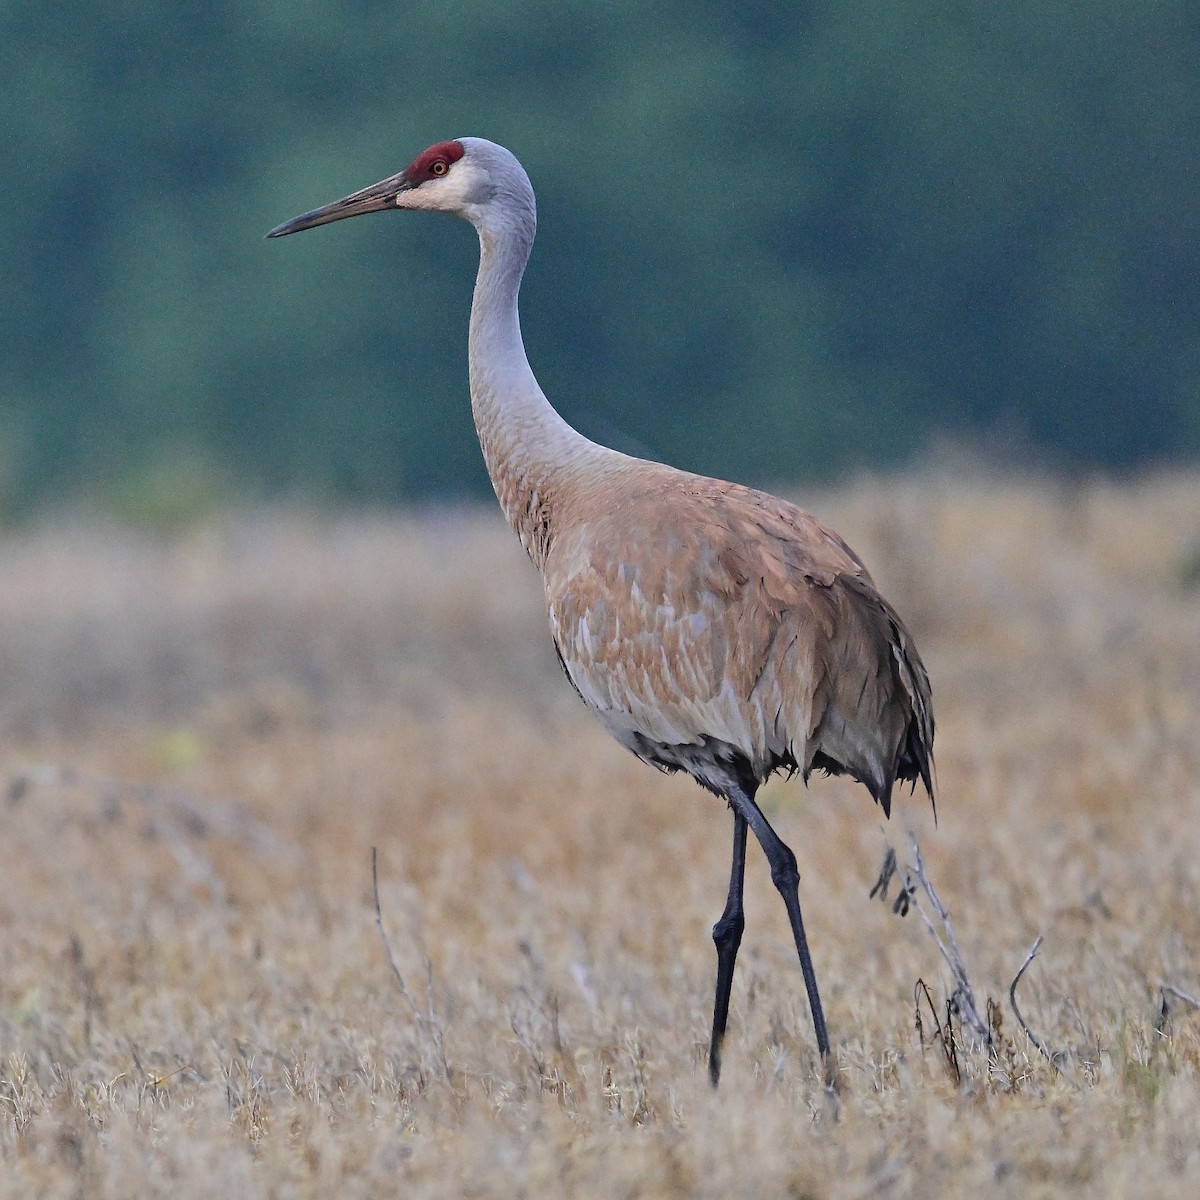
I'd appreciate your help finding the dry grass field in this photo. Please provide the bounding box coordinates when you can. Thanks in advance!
[1,469,1199,1197]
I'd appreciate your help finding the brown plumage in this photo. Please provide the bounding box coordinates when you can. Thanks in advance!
[541,466,934,814]
[269,137,936,1085]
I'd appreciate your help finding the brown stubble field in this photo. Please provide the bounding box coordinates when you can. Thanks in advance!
[1,470,1199,1197]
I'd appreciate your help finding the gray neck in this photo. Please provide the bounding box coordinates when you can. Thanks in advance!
[468,209,597,563]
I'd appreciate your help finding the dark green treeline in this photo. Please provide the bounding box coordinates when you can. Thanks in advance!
[3,1,1197,513]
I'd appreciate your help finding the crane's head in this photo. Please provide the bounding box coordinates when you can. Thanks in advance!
[266,137,534,240]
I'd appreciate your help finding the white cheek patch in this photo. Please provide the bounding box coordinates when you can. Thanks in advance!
[442,163,484,206]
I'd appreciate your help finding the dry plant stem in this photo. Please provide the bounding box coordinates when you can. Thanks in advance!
[371,847,409,997]
[1008,935,1057,1065]
[914,979,961,1084]
[904,833,992,1046]
[370,847,450,1079]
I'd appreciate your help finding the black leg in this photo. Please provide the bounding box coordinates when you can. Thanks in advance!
[726,784,831,1063]
[708,810,748,1086]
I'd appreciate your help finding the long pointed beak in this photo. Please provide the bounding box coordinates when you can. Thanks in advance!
[266,170,413,238]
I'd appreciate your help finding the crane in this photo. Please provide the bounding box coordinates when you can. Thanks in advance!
[268,137,936,1085]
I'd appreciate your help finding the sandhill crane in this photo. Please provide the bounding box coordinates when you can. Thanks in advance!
[268,137,935,1085]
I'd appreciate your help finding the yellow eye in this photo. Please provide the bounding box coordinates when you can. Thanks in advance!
[431,160,448,176]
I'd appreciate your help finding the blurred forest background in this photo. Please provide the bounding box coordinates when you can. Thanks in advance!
[3,0,1198,518]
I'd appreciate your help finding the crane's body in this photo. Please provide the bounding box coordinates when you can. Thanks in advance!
[542,470,931,805]
[269,137,935,1084]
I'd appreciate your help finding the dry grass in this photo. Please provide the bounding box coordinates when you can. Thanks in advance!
[1,470,1199,1197]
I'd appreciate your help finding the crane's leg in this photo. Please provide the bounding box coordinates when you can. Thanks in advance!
[708,809,748,1086]
[726,784,832,1065]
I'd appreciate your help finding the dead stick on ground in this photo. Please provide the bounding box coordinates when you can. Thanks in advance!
[1008,935,1059,1066]
[371,847,450,1077]
[904,833,992,1045]
[371,848,419,1014]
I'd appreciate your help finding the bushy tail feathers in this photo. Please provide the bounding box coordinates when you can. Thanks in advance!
[798,574,936,821]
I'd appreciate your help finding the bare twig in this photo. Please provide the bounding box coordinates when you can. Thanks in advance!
[371,848,413,1003]
[424,956,446,1073]
[902,833,992,1046]
[914,978,960,1083]
[370,848,450,1079]
[1008,935,1059,1066]
[880,834,1066,1072]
